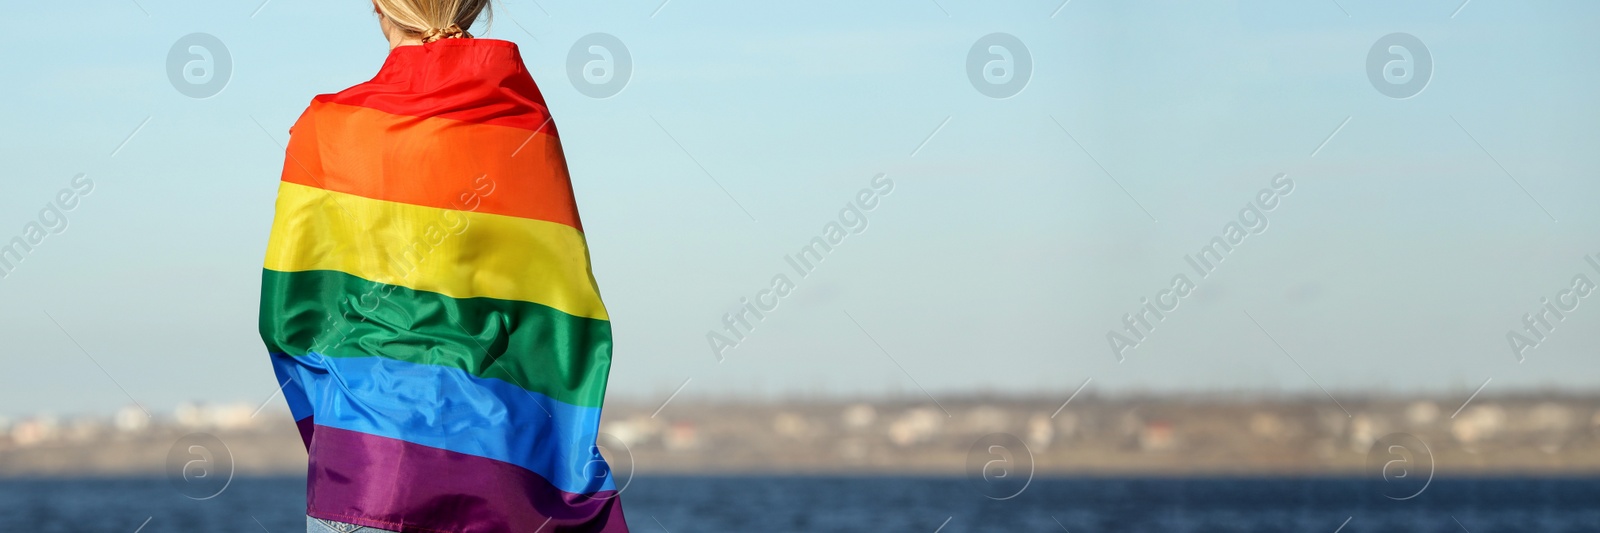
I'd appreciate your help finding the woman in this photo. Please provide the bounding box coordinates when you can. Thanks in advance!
[259,1,629,531]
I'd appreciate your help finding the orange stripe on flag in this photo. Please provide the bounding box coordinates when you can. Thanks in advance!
[281,101,584,230]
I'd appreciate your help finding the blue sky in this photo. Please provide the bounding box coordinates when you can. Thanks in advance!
[1,0,1598,417]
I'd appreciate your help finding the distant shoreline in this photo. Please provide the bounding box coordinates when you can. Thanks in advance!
[6,395,1600,478]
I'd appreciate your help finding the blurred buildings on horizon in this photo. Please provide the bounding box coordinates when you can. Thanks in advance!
[4,394,1600,476]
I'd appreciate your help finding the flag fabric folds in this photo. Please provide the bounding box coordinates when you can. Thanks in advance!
[260,39,628,533]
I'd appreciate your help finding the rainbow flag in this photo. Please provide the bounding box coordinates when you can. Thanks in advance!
[259,39,628,532]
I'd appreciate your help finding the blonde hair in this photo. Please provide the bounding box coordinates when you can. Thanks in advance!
[374,0,492,43]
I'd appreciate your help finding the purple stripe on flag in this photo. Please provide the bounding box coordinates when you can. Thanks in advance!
[307,425,628,533]
[295,415,315,450]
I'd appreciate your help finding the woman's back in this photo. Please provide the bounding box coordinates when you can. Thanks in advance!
[260,3,628,532]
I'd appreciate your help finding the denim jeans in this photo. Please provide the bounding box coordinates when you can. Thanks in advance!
[307,516,400,533]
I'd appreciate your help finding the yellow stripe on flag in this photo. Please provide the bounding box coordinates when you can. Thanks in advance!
[264,181,608,321]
